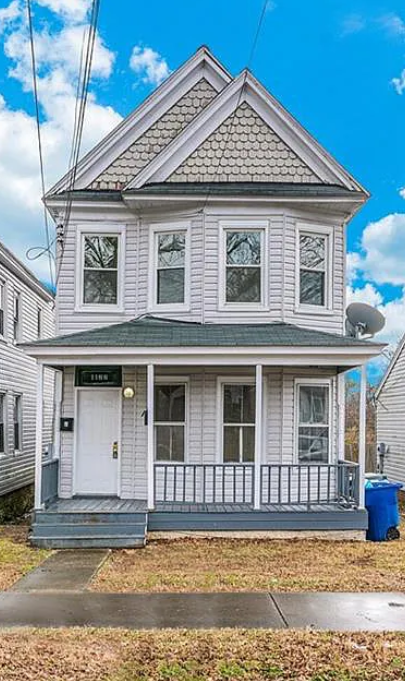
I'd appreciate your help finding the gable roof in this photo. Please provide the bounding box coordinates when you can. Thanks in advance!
[46,46,231,197]
[25,316,381,349]
[375,334,404,399]
[0,240,54,302]
[126,69,367,194]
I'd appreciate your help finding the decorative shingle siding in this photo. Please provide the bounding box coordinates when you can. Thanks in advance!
[89,79,218,190]
[168,102,321,183]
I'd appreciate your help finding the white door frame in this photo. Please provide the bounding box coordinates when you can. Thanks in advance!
[73,386,122,497]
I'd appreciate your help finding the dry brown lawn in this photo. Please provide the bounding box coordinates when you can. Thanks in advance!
[1,628,405,680]
[91,531,405,593]
[0,526,50,590]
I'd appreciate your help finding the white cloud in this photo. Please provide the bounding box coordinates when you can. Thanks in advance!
[393,70,405,95]
[0,0,122,281]
[400,187,405,199]
[130,45,171,86]
[379,13,405,37]
[349,214,405,286]
[341,14,366,36]
[0,0,21,29]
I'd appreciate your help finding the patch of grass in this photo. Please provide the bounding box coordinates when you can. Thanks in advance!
[91,528,405,593]
[0,526,50,590]
[1,629,405,681]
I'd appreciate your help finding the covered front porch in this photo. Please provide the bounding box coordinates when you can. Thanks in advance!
[24,317,383,547]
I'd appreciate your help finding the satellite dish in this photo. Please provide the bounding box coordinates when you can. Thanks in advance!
[345,303,385,338]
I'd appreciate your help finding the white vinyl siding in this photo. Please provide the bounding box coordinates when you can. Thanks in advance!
[377,342,405,486]
[0,254,55,497]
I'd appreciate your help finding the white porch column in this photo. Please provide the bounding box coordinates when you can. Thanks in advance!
[337,372,346,461]
[358,363,367,509]
[254,364,263,510]
[147,363,155,510]
[34,362,44,510]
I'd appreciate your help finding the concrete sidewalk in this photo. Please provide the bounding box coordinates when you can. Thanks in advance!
[0,591,405,631]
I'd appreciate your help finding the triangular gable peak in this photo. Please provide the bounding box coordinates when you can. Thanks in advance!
[127,71,366,193]
[46,46,231,196]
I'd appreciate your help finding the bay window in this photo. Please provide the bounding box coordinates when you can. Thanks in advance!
[156,231,186,305]
[296,382,330,463]
[298,229,330,308]
[225,230,262,304]
[82,234,120,306]
[155,383,186,462]
[222,383,255,463]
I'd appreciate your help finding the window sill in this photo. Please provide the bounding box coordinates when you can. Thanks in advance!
[148,304,191,314]
[74,305,124,314]
[295,306,335,317]
[218,304,269,313]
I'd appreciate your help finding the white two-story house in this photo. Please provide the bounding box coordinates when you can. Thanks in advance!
[0,240,54,501]
[23,47,383,547]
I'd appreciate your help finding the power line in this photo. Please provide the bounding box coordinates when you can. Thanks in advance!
[247,0,271,69]
[26,0,55,289]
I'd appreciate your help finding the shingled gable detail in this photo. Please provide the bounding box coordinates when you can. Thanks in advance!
[167,101,320,184]
[90,79,218,190]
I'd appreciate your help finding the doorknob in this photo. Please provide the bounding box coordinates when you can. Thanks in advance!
[112,441,118,459]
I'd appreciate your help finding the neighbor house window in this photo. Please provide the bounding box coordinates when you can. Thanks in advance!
[13,395,22,451]
[83,234,119,305]
[37,307,42,339]
[299,232,328,307]
[0,394,5,454]
[13,292,20,341]
[225,230,262,304]
[222,384,255,463]
[156,231,186,305]
[155,384,186,461]
[297,383,330,463]
[0,284,4,337]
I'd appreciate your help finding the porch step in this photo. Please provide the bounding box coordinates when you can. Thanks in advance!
[31,508,148,549]
[30,535,146,549]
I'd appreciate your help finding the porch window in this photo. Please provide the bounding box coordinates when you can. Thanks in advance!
[225,230,262,303]
[222,384,255,463]
[299,232,328,307]
[156,231,186,305]
[13,394,22,452]
[155,384,186,461]
[83,234,119,305]
[297,384,330,463]
[0,394,5,454]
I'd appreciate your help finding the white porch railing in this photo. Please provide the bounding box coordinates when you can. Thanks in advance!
[154,461,359,507]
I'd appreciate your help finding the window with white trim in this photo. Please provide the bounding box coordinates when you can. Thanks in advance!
[297,383,330,463]
[13,292,20,341]
[155,384,186,462]
[82,234,119,305]
[222,384,255,463]
[224,229,263,304]
[0,394,5,454]
[0,283,4,337]
[155,231,186,305]
[37,307,42,340]
[299,232,328,307]
[13,394,22,451]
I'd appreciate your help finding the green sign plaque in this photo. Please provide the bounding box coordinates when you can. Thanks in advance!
[75,366,122,388]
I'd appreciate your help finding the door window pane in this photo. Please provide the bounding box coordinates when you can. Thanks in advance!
[225,231,262,304]
[156,232,186,304]
[156,425,185,462]
[83,235,119,305]
[299,233,327,307]
[155,385,185,422]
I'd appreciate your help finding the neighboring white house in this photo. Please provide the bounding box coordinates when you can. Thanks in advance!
[376,336,405,485]
[0,240,54,498]
[23,46,383,548]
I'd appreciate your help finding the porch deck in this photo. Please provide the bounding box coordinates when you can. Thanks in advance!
[154,501,353,513]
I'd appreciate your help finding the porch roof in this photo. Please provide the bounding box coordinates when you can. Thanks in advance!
[22,316,384,368]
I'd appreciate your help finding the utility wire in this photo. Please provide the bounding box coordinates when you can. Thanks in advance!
[26,0,55,289]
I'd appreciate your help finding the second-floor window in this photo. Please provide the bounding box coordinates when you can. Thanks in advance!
[220,222,267,309]
[0,393,5,454]
[156,231,186,306]
[83,234,119,305]
[298,231,329,308]
[13,394,22,451]
[13,292,20,341]
[0,283,4,337]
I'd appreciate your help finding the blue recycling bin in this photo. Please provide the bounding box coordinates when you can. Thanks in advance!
[365,480,403,541]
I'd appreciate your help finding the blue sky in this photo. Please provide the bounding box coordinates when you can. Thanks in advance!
[0,0,404,358]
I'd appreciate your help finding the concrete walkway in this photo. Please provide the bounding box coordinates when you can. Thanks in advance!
[11,550,109,592]
[1,591,405,631]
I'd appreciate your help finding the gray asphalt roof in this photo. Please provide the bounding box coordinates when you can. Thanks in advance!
[25,316,379,349]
